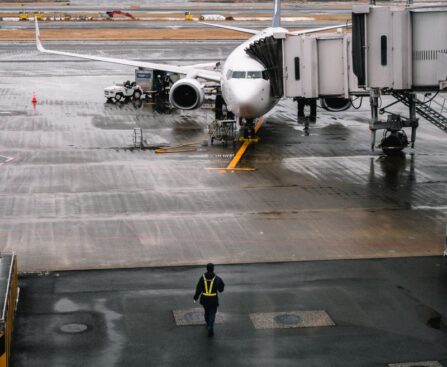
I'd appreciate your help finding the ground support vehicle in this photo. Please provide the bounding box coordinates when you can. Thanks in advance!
[104,81,144,103]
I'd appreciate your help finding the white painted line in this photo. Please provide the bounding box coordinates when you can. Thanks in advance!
[388,362,443,367]
[0,155,14,165]
[413,205,447,211]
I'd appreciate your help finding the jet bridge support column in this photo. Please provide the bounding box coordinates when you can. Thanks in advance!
[296,97,317,136]
[409,93,417,148]
[369,88,380,151]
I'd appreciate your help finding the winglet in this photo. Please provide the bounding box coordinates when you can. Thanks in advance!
[35,19,45,52]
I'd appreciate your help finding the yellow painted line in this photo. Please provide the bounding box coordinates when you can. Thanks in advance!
[225,117,265,170]
[207,167,257,172]
[254,116,265,133]
[226,140,251,170]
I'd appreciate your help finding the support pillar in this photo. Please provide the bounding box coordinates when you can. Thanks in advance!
[369,88,380,151]
[408,93,418,148]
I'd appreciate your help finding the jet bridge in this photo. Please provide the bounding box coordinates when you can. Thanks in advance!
[253,4,447,153]
[351,4,447,152]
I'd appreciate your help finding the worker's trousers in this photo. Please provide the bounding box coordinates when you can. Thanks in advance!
[204,305,217,331]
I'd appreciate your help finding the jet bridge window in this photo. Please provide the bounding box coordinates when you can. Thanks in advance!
[294,57,300,80]
[381,35,387,66]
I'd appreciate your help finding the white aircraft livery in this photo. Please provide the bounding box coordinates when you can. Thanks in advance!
[35,0,346,136]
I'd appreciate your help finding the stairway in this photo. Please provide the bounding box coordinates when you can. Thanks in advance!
[391,91,447,132]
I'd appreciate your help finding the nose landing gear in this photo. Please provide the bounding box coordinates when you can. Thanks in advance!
[239,118,260,143]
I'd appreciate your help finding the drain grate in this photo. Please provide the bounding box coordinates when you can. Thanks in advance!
[60,323,88,334]
[173,308,224,326]
[388,362,444,367]
[250,310,335,329]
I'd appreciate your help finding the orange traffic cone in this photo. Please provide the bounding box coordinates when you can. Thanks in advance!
[31,92,37,105]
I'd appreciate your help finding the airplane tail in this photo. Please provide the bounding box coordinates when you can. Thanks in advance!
[272,0,281,27]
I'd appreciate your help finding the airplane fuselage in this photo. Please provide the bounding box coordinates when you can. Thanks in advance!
[221,27,286,120]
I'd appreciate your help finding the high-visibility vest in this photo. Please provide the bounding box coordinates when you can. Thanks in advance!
[202,275,217,296]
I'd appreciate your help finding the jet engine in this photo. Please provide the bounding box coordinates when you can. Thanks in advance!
[320,97,351,112]
[169,78,205,110]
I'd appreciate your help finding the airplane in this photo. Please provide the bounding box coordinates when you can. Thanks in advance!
[35,0,348,139]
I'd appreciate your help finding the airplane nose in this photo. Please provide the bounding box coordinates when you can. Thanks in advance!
[233,88,260,116]
[234,88,258,105]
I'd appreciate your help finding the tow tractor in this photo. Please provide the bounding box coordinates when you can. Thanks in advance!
[104,81,144,103]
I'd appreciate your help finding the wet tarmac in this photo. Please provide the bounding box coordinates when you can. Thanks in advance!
[0,40,446,272]
[11,257,447,366]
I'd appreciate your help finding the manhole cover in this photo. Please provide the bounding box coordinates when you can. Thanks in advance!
[250,310,335,329]
[60,323,88,334]
[274,314,301,326]
[183,311,203,322]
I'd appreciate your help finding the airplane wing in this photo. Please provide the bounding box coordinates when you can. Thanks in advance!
[198,22,259,35]
[290,23,351,36]
[199,21,349,37]
[183,61,221,70]
[35,20,221,82]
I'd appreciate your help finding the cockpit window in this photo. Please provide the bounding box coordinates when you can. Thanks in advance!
[231,71,246,79]
[247,71,263,79]
[227,70,268,80]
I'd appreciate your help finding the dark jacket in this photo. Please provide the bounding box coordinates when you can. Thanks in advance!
[193,271,225,307]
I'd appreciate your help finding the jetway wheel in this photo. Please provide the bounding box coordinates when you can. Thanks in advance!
[380,130,409,156]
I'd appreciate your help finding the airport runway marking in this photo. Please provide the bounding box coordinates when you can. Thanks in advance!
[0,155,14,166]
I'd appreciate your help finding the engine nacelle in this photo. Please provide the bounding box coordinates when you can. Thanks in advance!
[169,78,205,110]
[320,97,351,112]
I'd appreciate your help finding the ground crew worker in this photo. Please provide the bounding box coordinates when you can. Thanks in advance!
[193,263,225,337]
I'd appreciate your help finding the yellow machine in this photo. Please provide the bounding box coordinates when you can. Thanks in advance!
[184,11,193,21]
[19,12,29,21]
[34,12,45,21]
